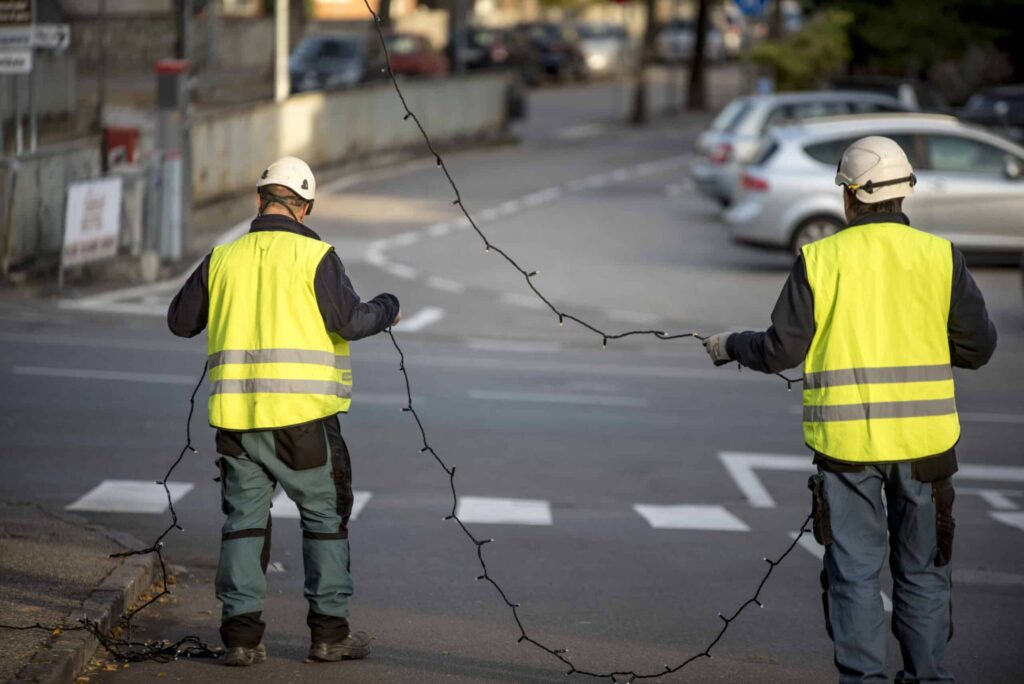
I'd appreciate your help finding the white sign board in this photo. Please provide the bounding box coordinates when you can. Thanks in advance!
[0,24,71,50]
[0,49,31,74]
[63,177,123,268]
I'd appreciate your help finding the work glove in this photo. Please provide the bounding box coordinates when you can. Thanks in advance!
[702,333,733,367]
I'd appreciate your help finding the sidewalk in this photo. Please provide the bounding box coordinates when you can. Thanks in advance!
[0,500,157,684]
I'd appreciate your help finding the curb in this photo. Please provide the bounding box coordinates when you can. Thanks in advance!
[9,516,158,684]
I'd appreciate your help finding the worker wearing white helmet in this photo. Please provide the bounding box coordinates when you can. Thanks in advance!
[168,156,401,666]
[703,136,997,681]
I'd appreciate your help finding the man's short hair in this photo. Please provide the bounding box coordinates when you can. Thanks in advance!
[259,183,308,208]
[846,188,903,221]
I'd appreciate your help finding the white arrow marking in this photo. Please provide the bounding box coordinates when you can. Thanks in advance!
[991,511,1024,532]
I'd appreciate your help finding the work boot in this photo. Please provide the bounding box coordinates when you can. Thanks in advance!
[223,642,267,666]
[305,630,372,662]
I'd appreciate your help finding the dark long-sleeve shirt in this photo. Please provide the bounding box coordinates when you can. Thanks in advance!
[725,212,998,480]
[168,214,399,340]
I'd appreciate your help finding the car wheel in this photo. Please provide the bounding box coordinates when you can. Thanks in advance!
[791,216,843,254]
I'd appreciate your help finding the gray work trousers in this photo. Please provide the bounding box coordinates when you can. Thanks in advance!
[818,463,954,683]
[215,417,353,647]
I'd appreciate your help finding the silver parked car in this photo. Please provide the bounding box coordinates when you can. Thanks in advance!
[724,114,1024,253]
[576,22,634,77]
[692,91,908,207]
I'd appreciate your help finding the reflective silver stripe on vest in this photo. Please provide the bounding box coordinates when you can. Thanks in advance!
[208,349,350,371]
[804,364,953,390]
[210,379,352,398]
[804,397,957,423]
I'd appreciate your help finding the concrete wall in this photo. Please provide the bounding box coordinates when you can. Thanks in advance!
[191,71,510,203]
[1,137,101,270]
[0,52,76,124]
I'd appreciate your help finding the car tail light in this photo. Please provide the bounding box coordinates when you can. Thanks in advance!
[741,172,770,191]
[709,142,733,165]
[490,42,509,62]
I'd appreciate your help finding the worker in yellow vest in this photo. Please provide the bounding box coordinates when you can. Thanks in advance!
[168,156,401,667]
[703,137,996,683]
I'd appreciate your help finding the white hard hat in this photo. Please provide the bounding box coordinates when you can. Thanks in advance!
[835,136,916,204]
[257,156,316,201]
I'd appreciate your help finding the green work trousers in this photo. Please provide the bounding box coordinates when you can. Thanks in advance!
[214,415,354,648]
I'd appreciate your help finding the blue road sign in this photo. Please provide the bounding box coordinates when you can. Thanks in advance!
[734,0,768,17]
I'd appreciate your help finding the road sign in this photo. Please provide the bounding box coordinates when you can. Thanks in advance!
[0,23,70,50]
[734,0,768,17]
[0,49,31,74]
[0,0,31,24]
[62,177,124,268]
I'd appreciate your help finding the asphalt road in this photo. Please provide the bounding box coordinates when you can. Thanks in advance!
[2,71,1024,683]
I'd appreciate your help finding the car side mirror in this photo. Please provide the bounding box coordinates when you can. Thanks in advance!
[1005,156,1022,180]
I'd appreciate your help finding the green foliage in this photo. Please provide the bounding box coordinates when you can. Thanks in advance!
[749,8,854,90]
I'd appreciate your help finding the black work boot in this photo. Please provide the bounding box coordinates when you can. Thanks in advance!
[305,631,372,662]
[223,642,267,666]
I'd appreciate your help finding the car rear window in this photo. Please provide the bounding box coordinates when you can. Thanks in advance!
[753,139,779,166]
[805,133,921,167]
[711,99,752,133]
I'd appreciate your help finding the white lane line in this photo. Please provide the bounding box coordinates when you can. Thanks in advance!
[13,365,197,385]
[500,292,549,310]
[991,511,1024,532]
[634,504,749,531]
[67,479,194,514]
[426,276,466,293]
[426,222,452,237]
[267,562,287,573]
[522,188,562,207]
[396,306,445,333]
[466,338,562,354]
[272,490,372,521]
[789,532,892,613]
[605,309,660,326]
[385,263,419,279]
[456,496,552,526]
[958,487,1020,510]
[468,390,647,408]
[719,452,811,509]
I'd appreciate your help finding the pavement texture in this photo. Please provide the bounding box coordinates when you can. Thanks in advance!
[0,500,159,684]
[2,65,1023,683]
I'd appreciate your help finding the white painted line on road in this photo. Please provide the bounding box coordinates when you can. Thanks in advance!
[319,156,435,193]
[554,123,607,141]
[468,390,647,407]
[497,199,523,214]
[61,300,167,317]
[634,504,749,531]
[390,231,421,247]
[466,338,562,354]
[426,276,466,293]
[67,479,194,514]
[396,306,445,333]
[719,452,811,509]
[500,292,549,310]
[385,263,419,279]
[958,487,1020,510]
[12,365,197,385]
[789,532,892,613]
[426,222,452,237]
[267,562,287,573]
[605,309,660,326]
[610,168,632,182]
[272,490,372,521]
[456,496,552,526]
[991,511,1024,532]
[522,187,562,207]
[958,464,1024,482]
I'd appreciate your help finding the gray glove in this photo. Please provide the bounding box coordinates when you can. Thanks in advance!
[703,333,733,367]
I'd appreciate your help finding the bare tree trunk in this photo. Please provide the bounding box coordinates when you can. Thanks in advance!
[630,0,657,125]
[686,0,709,111]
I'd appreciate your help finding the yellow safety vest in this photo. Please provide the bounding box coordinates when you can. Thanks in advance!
[207,230,351,430]
[801,222,959,463]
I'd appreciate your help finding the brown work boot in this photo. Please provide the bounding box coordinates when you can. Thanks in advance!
[223,642,267,666]
[305,631,372,662]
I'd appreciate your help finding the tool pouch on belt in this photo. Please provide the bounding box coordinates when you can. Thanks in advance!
[932,477,955,567]
[808,474,833,546]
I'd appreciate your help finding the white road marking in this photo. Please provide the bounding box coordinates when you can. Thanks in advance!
[426,222,452,237]
[267,562,287,573]
[390,231,421,247]
[634,504,749,531]
[425,276,466,293]
[500,292,549,310]
[385,263,419,279]
[789,532,892,613]
[456,496,552,526]
[991,511,1024,532]
[67,479,194,514]
[721,451,1024,509]
[13,365,197,385]
[272,490,372,521]
[466,338,562,354]
[958,487,1020,510]
[396,306,445,333]
[522,187,562,206]
[554,123,607,141]
[468,390,647,407]
[605,309,660,325]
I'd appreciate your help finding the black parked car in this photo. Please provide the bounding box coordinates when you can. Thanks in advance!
[289,33,386,93]
[448,25,541,82]
[509,22,587,83]
[961,85,1024,145]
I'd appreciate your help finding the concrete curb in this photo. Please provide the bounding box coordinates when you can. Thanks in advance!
[9,517,158,684]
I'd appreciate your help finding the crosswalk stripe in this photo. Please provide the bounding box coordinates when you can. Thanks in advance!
[396,306,445,333]
[634,504,749,531]
[456,496,552,526]
[271,490,372,521]
[66,479,194,514]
